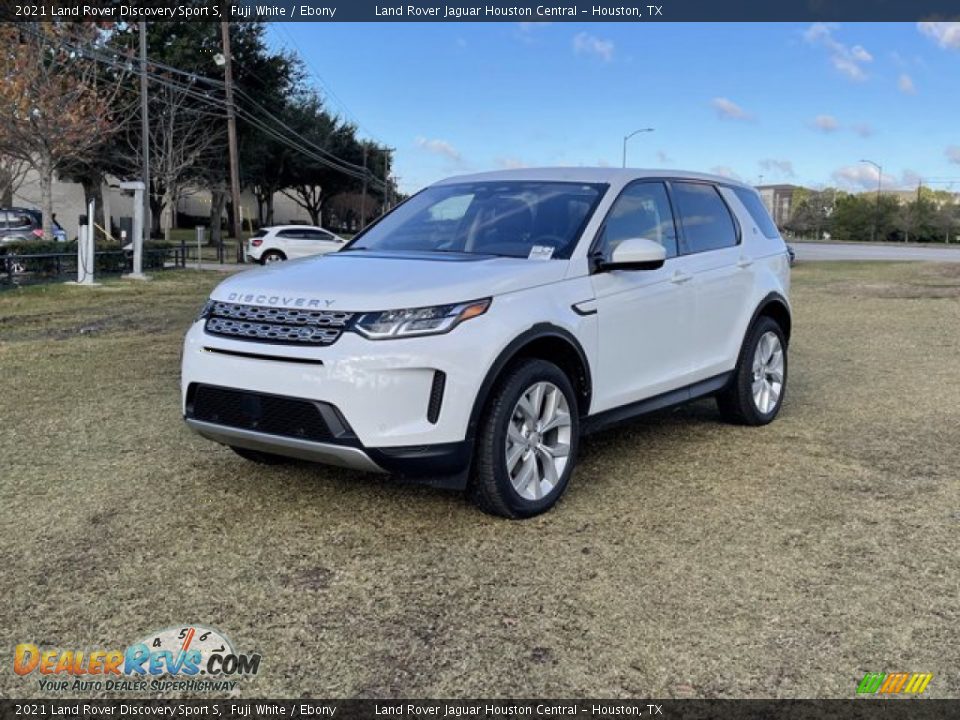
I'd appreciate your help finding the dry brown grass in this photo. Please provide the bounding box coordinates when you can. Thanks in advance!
[0,263,958,699]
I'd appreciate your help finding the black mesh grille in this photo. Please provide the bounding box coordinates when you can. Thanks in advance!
[190,385,333,442]
[427,371,446,424]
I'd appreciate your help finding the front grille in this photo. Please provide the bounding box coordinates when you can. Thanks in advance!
[205,301,354,345]
[190,385,333,442]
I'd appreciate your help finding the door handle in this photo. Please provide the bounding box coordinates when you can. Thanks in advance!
[670,271,693,284]
[737,256,754,268]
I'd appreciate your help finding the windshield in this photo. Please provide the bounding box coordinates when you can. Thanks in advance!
[348,181,607,259]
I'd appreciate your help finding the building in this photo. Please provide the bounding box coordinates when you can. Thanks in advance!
[756,184,802,228]
[9,170,315,243]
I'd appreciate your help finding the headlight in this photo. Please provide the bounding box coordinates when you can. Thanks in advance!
[354,299,490,340]
[196,299,215,321]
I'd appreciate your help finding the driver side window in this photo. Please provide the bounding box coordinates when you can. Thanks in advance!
[596,182,678,259]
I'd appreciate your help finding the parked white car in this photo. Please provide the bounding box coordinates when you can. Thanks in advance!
[184,168,791,518]
[245,225,346,264]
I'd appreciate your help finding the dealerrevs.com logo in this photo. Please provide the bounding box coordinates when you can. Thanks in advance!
[14,625,261,693]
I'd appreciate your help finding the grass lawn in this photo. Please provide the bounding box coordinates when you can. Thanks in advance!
[0,262,958,698]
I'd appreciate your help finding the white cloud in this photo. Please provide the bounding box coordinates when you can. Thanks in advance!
[573,32,614,62]
[898,73,916,94]
[415,137,461,161]
[947,146,960,165]
[918,22,960,50]
[852,123,875,138]
[496,157,527,170]
[711,166,743,181]
[803,23,873,81]
[759,159,796,178]
[811,114,840,133]
[831,164,895,191]
[711,97,754,121]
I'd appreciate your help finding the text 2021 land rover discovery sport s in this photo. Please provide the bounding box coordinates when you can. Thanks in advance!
[183,168,791,518]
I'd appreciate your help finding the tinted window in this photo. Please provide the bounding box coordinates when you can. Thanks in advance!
[596,182,678,259]
[348,181,606,259]
[276,229,303,239]
[732,187,780,239]
[671,182,738,254]
[302,229,334,241]
[9,213,33,229]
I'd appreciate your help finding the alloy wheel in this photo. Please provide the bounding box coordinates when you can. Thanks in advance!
[505,381,572,501]
[752,331,784,414]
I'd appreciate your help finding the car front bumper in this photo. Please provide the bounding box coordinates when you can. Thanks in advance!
[180,318,502,486]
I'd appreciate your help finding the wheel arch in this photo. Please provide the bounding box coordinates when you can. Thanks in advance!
[466,324,592,441]
[751,292,792,344]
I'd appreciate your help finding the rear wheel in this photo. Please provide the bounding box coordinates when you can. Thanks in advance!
[231,446,290,465]
[470,359,579,518]
[261,250,285,265]
[717,316,787,425]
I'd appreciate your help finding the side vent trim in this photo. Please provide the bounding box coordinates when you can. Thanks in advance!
[427,371,446,424]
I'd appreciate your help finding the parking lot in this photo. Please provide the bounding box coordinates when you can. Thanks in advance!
[1,261,958,698]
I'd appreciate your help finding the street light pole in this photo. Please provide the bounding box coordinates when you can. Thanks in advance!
[860,159,882,243]
[622,128,654,168]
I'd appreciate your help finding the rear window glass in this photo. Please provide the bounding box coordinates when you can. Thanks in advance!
[732,187,780,239]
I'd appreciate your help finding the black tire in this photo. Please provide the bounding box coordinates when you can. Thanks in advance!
[231,446,291,465]
[717,316,788,426]
[260,250,286,265]
[469,358,580,519]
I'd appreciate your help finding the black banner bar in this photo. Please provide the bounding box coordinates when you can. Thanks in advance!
[2,0,960,22]
[2,701,960,720]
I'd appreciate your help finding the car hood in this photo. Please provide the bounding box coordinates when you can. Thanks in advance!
[211,251,570,311]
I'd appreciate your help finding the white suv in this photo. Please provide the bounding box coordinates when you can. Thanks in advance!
[183,169,791,518]
[245,225,346,264]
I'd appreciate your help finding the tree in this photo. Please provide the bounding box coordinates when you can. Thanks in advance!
[279,94,391,227]
[0,154,28,207]
[784,188,835,240]
[0,23,126,239]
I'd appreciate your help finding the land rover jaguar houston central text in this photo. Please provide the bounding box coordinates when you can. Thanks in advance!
[182,168,791,518]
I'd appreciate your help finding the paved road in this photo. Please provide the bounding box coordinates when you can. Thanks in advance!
[793,242,960,262]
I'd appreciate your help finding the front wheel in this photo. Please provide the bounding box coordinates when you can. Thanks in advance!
[470,359,579,519]
[717,316,788,425]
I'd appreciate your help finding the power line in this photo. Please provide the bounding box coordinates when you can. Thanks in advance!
[20,25,390,189]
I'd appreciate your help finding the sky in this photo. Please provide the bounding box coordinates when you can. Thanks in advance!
[267,22,960,195]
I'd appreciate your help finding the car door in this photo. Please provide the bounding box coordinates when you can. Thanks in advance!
[299,228,343,256]
[273,228,308,259]
[668,181,755,380]
[589,181,699,413]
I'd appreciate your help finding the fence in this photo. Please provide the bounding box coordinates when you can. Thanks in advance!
[0,248,190,288]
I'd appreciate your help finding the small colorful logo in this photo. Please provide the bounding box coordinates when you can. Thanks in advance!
[13,625,261,693]
[857,672,933,696]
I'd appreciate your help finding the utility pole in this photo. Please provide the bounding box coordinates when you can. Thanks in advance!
[360,143,368,228]
[383,151,391,212]
[129,21,150,280]
[220,20,243,261]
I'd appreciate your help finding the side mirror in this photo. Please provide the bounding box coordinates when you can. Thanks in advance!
[601,237,667,271]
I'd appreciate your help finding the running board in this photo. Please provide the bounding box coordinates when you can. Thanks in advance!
[582,372,733,435]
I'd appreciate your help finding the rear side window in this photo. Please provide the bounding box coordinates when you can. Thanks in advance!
[732,187,780,239]
[671,182,738,254]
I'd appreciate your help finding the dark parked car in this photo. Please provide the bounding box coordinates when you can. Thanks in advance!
[0,208,67,243]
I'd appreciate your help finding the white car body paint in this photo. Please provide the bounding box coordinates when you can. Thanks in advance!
[183,168,791,489]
